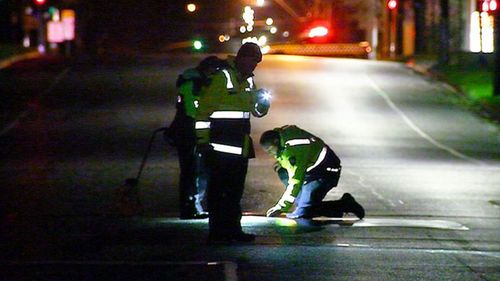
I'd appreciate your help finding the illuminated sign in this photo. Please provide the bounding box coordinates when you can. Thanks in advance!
[47,21,64,43]
[61,9,75,40]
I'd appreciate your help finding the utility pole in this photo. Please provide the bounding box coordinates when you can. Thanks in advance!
[494,5,500,96]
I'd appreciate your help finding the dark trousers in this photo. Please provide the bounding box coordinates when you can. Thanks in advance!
[207,150,248,237]
[290,174,340,218]
[177,142,196,216]
[277,168,342,219]
[177,143,209,215]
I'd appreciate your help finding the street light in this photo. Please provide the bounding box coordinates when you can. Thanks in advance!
[193,40,203,50]
[387,0,397,10]
[186,3,196,13]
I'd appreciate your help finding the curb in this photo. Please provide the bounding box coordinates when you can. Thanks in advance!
[0,51,41,70]
[406,60,500,125]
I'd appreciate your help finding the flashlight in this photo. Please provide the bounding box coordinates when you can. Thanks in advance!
[256,88,272,102]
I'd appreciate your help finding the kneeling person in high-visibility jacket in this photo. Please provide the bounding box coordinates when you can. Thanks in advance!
[260,125,365,219]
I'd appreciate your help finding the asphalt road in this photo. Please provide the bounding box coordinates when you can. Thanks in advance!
[0,53,499,280]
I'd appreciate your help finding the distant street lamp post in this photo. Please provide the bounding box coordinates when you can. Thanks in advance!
[34,0,46,53]
[388,0,397,59]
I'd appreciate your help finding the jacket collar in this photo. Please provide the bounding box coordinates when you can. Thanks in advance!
[226,56,255,80]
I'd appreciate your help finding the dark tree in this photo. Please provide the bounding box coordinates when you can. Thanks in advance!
[439,0,450,65]
[494,7,500,96]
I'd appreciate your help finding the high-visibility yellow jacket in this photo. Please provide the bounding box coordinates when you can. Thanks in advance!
[272,125,341,212]
[195,57,269,158]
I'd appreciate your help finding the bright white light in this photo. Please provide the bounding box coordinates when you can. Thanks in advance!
[491,0,498,11]
[187,3,196,12]
[240,26,246,33]
[261,90,272,101]
[481,12,494,53]
[247,25,253,32]
[270,26,277,34]
[258,35,267,45]
[483,1,490,12]
[193,40,203,50]
[224,34,230,41]
[261,45,270,54]
[266,18,273,25]
[23,36,30,48]
[243,6,255,25]
[308,26,328,38]
[257,0,265,6]
[282,31,289,37]
[470,12,481,52]
[242,37,259,45]
[470,11,495,53]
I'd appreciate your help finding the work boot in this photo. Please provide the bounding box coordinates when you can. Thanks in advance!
[340,193,365,219]
[179,198,201,219]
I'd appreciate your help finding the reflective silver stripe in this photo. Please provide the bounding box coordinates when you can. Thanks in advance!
[210,111,250,119]
[222,69,234,89]
[195,121,211,129]
[245,77,254,91]
[210,143,243,155]
[247,77,254,88]
[177,95,182,103]
[194,100,199,108]
[306,147,327,172]
[253,103,265,116]
[327,167,340,172]
[285,138,311,146]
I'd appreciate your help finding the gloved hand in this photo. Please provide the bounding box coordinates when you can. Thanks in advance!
[266,205,282,217]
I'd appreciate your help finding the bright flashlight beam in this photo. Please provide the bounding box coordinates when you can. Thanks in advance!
[262,91,272,101]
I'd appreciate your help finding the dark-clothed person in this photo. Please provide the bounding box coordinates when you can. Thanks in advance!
[168,56,225,219]
[195,43,270,243]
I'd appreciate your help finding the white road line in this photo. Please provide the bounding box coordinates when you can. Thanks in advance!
[0,67,71,137]
[2,260,239,281]
[364,74,487,166]
[314,217,469,230]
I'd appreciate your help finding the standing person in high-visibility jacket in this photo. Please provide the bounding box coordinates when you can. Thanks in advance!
[259,125,365,219]
[195,42,270,243]
[167,56,225,219]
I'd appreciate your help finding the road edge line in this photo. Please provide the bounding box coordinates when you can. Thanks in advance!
[363,74,488,167]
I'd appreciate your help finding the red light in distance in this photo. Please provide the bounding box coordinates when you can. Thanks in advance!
[388,0,397,10]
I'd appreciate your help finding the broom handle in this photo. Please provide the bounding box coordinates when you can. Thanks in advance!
[136,127,168,180]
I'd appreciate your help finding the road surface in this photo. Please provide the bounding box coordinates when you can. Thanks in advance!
[0,54,499,280]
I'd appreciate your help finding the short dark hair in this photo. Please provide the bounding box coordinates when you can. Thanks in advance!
[260,130,280,148]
